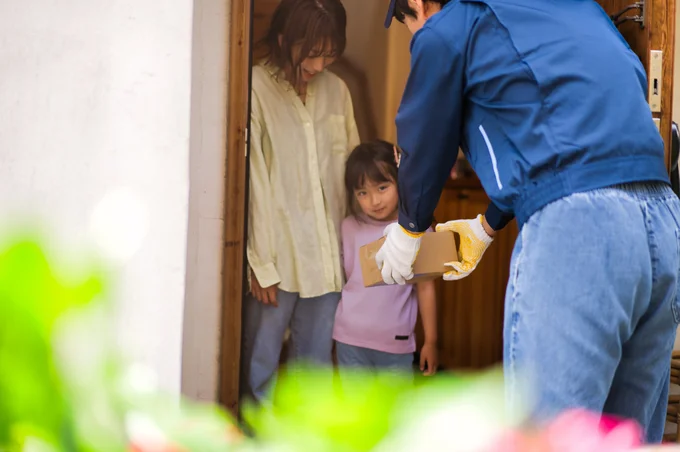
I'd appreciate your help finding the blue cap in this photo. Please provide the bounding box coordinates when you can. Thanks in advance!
[384,0,396,28]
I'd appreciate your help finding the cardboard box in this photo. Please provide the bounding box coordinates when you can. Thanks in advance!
[359,230,459,287]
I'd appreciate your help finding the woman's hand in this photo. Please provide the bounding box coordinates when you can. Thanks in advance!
[419,342,438,376]
[251,270,279,307]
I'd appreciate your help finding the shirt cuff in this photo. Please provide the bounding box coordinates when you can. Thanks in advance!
[249,262,281,289]
[484,202,515,231]
[398,211,430,234]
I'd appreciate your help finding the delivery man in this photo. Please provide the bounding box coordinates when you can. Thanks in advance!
[376,0,680,442]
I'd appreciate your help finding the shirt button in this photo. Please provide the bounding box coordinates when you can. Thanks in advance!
[409,222,415,228]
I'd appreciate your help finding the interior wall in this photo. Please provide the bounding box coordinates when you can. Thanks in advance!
[0,0,195,394]
[342,0,391,140]
[181,0,230,401]
[342,0,412,143]
[383,26,414,143]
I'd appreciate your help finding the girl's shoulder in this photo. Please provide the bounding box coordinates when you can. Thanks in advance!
[341,215,360,236]
[341,216,389,243]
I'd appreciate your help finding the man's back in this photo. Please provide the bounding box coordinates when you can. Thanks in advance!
[386,2,680,439]
[416,0,668,224]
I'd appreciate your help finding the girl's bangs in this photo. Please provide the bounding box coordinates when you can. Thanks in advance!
[353,161,395,191]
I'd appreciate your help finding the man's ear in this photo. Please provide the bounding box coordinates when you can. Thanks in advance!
[409,0,424,16]
[420,0,442,18]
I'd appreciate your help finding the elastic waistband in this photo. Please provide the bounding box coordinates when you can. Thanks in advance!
[513,155,671,226]
[608,181,674,198]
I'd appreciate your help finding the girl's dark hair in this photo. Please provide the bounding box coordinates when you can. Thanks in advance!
[393,0,451,23]
[345,140,399,218]
[259,0,347,87]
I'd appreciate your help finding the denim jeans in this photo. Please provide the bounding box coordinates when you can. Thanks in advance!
[240,289,340,402]
[335,342,414,373]
[335,342,414,393]
[504,182,680,442]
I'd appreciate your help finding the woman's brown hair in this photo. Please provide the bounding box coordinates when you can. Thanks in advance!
[258,0,347,88]
[345,140,399,219]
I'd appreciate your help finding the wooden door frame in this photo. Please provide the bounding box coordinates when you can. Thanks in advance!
[219,0,253,417]
[648,0,676,168]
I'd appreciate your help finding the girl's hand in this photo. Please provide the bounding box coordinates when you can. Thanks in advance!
[419,343,438,376]
[251,270,279,307]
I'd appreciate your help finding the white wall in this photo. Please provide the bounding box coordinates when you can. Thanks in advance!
[182,0,230,401]
[0,0,196,394]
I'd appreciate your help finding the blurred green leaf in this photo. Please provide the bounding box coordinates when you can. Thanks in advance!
[0,239,104,450]
[243,366,433,451]
[0,234,524,452]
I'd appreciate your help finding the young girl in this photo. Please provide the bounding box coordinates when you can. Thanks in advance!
[242,0,360,402]
[333,140,438,378]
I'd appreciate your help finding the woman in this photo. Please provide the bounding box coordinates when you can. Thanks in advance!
[241,0,360,402]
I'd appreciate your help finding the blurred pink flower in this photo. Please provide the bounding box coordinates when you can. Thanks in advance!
[545,409,642,452]
[490,409,642,452]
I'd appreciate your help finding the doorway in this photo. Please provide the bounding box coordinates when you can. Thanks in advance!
[217,0,514,417]
[217,0,677,418]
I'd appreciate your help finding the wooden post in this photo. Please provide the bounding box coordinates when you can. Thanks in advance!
[219,0,252,417]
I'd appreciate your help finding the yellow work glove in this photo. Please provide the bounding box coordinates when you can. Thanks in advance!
[435,214,494,281]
